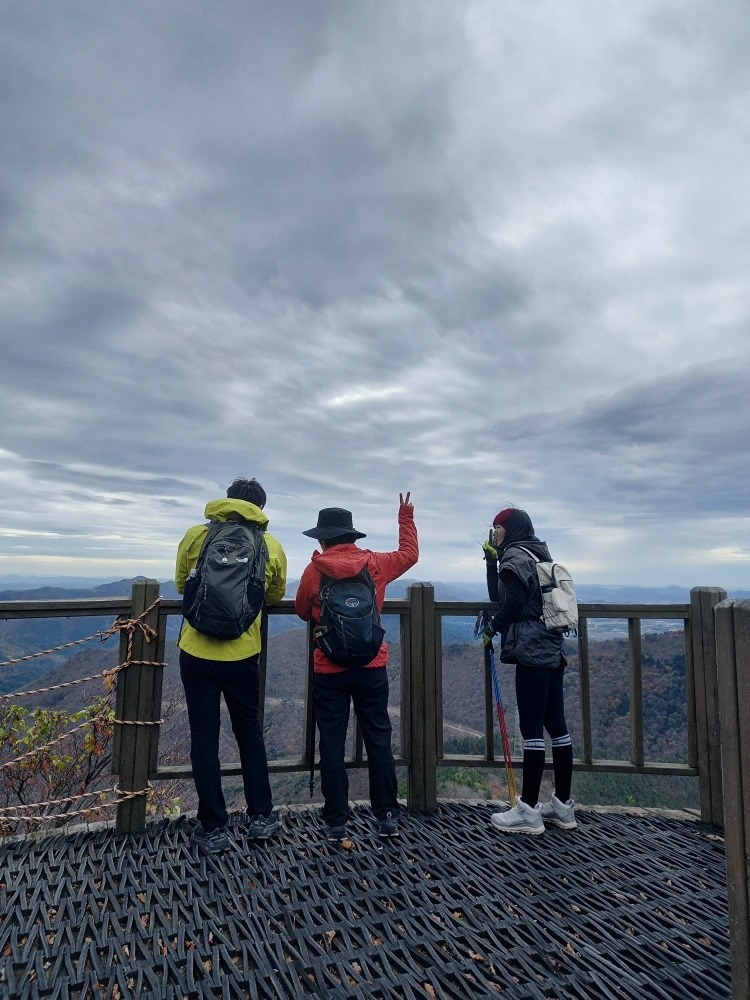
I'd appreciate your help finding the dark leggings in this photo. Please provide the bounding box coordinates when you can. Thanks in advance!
[515,664,572,807]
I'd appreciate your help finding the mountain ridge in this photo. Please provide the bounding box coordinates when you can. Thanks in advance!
[3,575,748,604]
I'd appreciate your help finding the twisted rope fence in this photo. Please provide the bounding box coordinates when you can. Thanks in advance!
[0,593,165,834]
[0,785,151,826]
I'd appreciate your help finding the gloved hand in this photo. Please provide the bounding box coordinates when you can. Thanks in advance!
[482,540,498,562]
[481,624,496,647]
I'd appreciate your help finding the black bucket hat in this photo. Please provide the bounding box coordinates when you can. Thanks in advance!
[302,507,366,540]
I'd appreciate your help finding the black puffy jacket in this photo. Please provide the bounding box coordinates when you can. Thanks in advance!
[486,510,565,670]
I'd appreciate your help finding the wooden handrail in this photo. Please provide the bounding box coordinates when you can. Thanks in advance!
[0,583,731,828]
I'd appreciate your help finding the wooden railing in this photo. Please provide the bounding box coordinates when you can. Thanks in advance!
[715,597,750,1000]
[0,580,730,822]
[154,587,705,816]
[2,581,747,997]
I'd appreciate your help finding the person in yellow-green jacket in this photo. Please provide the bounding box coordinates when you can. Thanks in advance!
[175,477,287,853]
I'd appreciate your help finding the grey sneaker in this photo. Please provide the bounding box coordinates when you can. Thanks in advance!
[192,823,230,853]
[377,811,400,838]
[490,800,545,836]
[537,795,577,830]
[247,812,280,840]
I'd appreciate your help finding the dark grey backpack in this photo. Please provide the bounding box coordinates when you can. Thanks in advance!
[182,517,268,640]
[314,567,385,667]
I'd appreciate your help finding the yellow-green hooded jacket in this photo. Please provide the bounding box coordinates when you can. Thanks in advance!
[175,498,287,661]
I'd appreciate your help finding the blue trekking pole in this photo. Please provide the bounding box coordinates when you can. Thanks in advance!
[475,611,518,807]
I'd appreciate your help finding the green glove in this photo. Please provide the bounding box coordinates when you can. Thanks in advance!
[482,540,498,562]
[481,625,496,647]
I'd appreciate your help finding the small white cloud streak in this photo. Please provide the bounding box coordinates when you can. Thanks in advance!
[327,385,407,408]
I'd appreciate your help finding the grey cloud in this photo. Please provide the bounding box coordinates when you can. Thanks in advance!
[480,360,750,520]
[0,1,748,587]
[576,364,750,451]
[25,463,194,497]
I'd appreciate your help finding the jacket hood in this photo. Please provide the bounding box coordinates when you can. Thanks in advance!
[204,498,269,529]
[499,509,551,561]
[310,543,370,579]
[500,509,534,545]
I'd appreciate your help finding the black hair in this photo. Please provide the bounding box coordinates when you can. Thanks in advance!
[324,534,359,547]
[226,477,266,509]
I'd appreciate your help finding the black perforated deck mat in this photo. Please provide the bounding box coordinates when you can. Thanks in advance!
[0,803,732,999]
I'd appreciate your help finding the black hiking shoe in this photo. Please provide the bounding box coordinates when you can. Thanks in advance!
[247,812,280,840]
[377,811,400,838]
[192,823,230,853]
[325,825,348,843]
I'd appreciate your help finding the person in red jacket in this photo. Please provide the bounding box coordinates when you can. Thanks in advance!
[295,493,418,842]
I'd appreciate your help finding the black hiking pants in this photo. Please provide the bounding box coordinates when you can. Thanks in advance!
[313,666,398,829]
[515,663,573,806]
[180,650,273,830]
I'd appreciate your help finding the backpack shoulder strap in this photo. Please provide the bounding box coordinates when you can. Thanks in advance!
[514,545,540,563]
[355,564,376,586]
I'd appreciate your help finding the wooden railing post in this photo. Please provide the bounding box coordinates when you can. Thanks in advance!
[628,617,644,768]
[405,583,438,813]
[715,599,750,1000]
[690,586,727,825]
[113,579,165,835]
[576,617,593,765]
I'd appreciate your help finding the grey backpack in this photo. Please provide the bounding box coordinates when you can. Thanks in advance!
[517,546,578,634]
[182,517,268,640]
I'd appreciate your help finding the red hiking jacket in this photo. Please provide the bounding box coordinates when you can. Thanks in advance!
[294,505,418,673]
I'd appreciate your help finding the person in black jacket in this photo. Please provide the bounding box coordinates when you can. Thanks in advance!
[483,507,576,835]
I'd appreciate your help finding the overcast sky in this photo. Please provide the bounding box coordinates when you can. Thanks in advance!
[1,1,748,590]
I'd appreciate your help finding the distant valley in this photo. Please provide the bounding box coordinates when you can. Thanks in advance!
[3,576,746,684]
